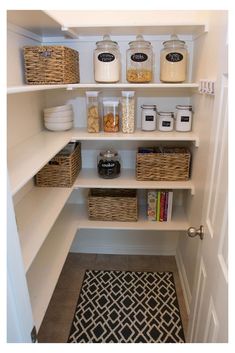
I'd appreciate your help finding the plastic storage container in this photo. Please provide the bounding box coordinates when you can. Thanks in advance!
[86,91,101,133]
[141,104,157,131]
[126,35,153,83]
[121,91,135,133]
[103,100,120,132]
[175,105,193,131]
[97,150,121,179]
[94,35,121,83]
[160,35,188,83]
[157,112,174,131]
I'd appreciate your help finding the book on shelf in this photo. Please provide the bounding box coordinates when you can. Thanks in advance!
[147,189,173,222]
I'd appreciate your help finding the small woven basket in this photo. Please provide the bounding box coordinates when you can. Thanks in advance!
[88,188,138,222]
[136,147,191,181]
[23,46,80,85]
[35,142,81,187]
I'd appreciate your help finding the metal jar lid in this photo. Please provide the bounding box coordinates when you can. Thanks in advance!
[176,105,192,111]
[99,149,118,158]
[141,104,157,110]
[158,111,174,117]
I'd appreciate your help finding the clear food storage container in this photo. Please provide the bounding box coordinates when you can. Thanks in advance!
[126,35,153,83]
[160,35,188,83]
[103,100,120,132]
[94,35,121,83]
[86,91,101,133]
[121,91,135,133]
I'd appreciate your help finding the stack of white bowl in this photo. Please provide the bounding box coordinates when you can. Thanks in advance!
[44,104,74,131]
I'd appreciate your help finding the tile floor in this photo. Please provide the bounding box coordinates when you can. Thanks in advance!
[38,253,188,343]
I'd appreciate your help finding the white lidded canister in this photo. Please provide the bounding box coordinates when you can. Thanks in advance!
[157,111,174,131]
[141,104,157,131]
[175,105,193,131]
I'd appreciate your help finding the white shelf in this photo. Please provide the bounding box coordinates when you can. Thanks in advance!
[7,82,199,95]
[70,128,199,146]
[74,203,189,231]
[74,169,195,195]
[15,186,73,272]
[26,203,78,330]
[8,130,71,195]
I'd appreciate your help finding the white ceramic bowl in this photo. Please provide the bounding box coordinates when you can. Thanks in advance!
[44,111,74,119]
[44,116,73,123]
[45,121,73,131]
[44,104,73,114]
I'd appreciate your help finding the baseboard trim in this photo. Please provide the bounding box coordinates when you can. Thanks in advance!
[175,249,192,315]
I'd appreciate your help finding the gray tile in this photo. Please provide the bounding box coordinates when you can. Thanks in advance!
[95,254,128,270]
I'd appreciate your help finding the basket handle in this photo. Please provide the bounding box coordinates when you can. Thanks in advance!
[39,50,52,58]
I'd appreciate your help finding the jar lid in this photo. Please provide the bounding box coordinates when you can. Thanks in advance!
[103,100,119,107]
[121,91,135,97]
[100,149,118,158]
[163,34,185,47]
[96,34,118,47]
[141,104,157,110]
[158,111,174,117]
[176,105,192,110]
[129,35,151,48]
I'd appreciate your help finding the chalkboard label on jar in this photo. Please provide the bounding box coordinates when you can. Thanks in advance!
[166,52,183,62]
[181,116,190,122]
[145,115,154,121]
[131,52,148,62]
[98,53,115,62]
[162,121,171,127]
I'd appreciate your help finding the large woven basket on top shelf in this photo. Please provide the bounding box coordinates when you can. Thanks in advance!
[136,147,191,181]
[88,189,138,222]
[35,142,81,187]
[23,46,80,84]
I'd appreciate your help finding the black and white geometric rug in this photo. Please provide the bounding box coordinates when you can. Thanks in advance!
[68,270,185,343]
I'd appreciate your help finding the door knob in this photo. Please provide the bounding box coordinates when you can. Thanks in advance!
[187,225,204,240]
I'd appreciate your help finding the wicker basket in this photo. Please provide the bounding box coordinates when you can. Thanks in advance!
[88,189,138,222]
[23,46,80,85]
[35,142,81,187]
[136,147,191,181]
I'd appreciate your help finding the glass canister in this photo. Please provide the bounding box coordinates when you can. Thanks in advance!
[157,111,174,131]
[126,35,153,83]
[121,91,135,133]
[160,35,188,83]
[103,100,120,132]
[141,104,157,131]
[85,91,101,133]
[97,149,121,178]
[175,105,193,131]
[94,35,121,83]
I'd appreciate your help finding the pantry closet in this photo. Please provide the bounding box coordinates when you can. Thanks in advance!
[7,10,228,343]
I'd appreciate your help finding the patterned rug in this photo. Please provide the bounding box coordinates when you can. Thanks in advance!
[68,270,185,343]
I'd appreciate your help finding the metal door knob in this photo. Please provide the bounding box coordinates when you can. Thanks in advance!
[187,225,204,240]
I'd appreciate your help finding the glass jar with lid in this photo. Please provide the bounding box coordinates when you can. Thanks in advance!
[126,35,153,83]
[157,111,174,132]
[175,105,193,131]
[160,35,188,83]
[103,100,120,132]
[97,149,121,179]
[141,104,157,131]
[94,35,121,83]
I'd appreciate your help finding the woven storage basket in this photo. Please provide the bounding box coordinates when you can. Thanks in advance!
[88,189,138,222]
[136,147,191,181]
[35,142,81,187]
[23,46,80,84]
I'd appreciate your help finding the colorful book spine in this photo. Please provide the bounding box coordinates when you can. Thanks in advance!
[159,191,165,222]
[156,191,161,221]
[167,191,173,221]
[147,190,157,221]
[163,191,169,221]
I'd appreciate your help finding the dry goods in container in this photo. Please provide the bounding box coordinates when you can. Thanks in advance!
[94,35,121,83]
[141,104,157,131]
[126,35,153,83]
[86,91,101,133]
[160,35,188,83]
[103,100,120,132]
[121,91,135,133]
[157,111,174,131]
[175,105,193,131]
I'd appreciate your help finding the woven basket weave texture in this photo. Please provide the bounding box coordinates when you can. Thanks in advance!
[23,46,80,84]
[88,189,138,222]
